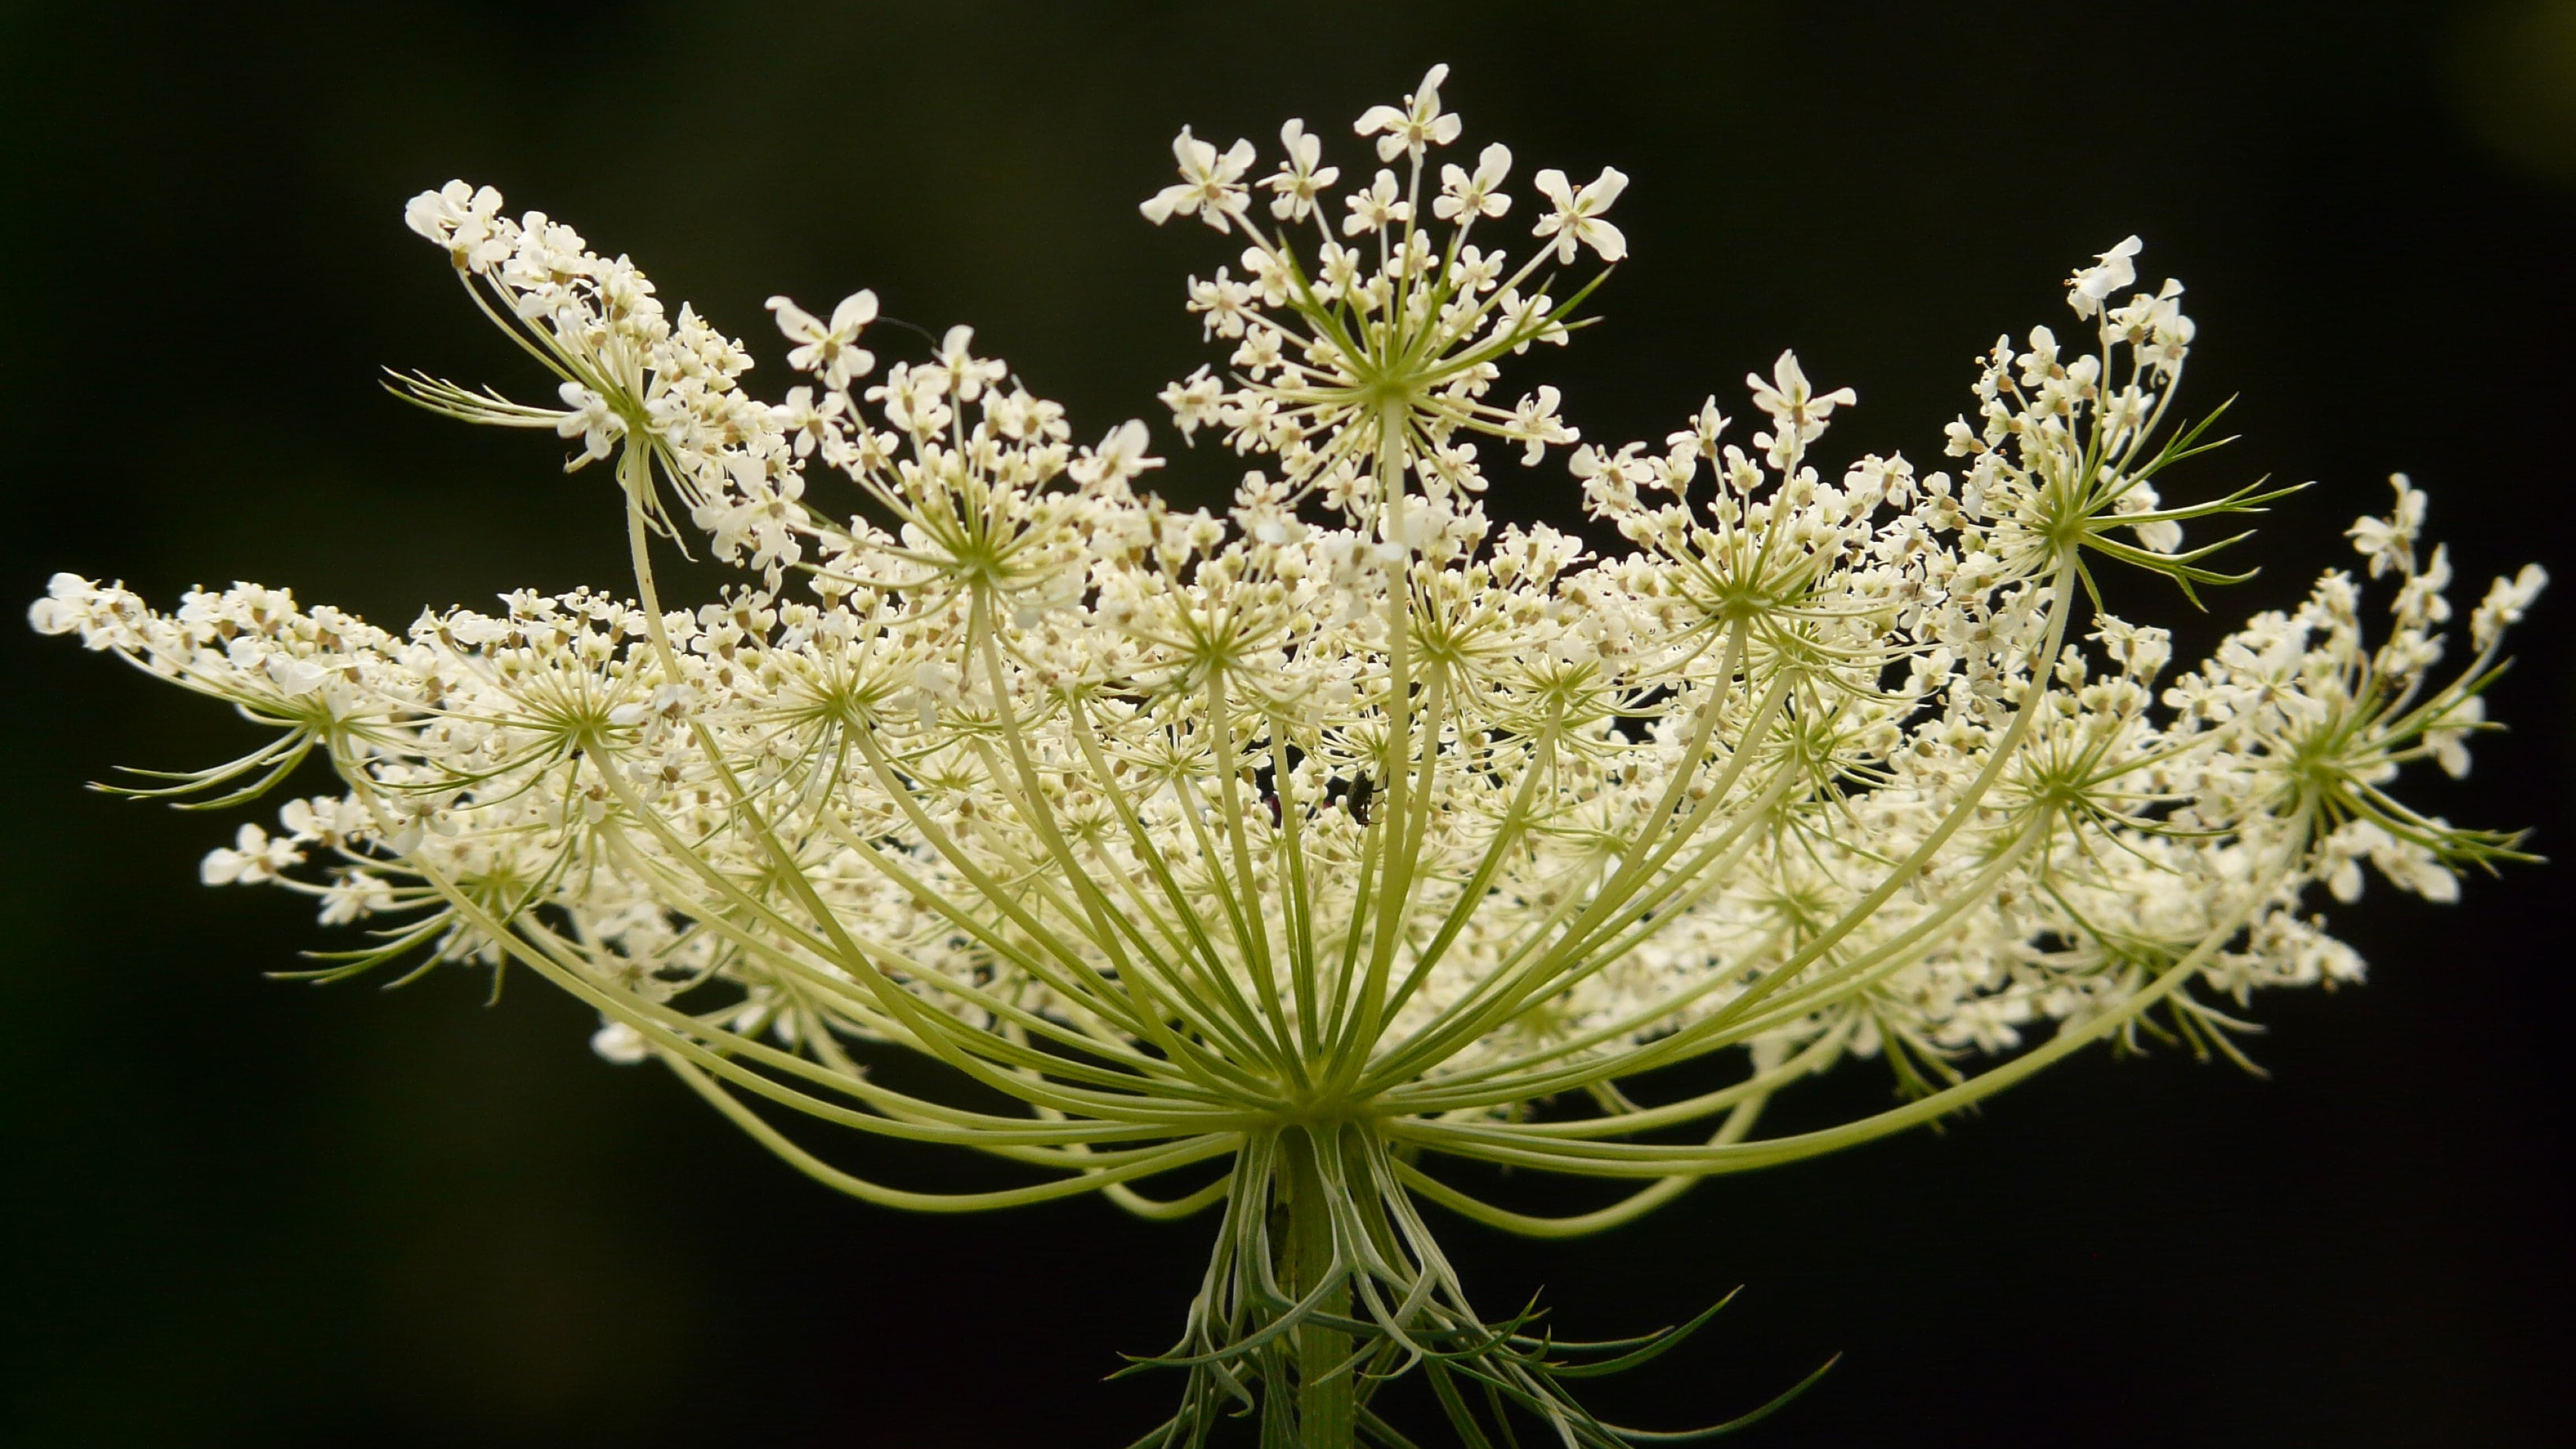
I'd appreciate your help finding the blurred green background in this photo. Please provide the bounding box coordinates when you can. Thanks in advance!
[3,1,2571,1444]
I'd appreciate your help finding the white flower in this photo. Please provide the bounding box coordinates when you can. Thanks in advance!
[1184,268,1256,339]
[317,873,394,926]
[2347,473,2427,578]
[2426,694,2485,777]
[1354,63,1462,162]
[1263,119,1339,221]
[1569,441,1649,517]
[262,653,330,697]
[1139,126,1255,231]
[1744,349,1856,467]
[1069,419,1161,490]
[2471,562,2548,651]
[1342,168,1412,237]
[775,385,845,458]
[590,1020,653,1065]
[1489,287,1567,352]
[1159,368,1224,441]
[926,324,1008,402]
[1434,143,1513,223]
[2068,235,2143,319]
[201,824,300,886]
[1530,165,1627,263]
[767,290,878,388]
[1508,385,1578,464]
[553,381,624,468]
[1666,396,1730,462]
[404,180,509,270]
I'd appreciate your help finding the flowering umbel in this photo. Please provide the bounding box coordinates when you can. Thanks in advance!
[32,66,2543,1447]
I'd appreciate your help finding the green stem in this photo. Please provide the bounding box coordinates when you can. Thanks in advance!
[1284,1126,1355,1449]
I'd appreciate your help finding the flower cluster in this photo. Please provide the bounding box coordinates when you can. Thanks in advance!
[33,66,2540,1447]
[1146,63,1616,536]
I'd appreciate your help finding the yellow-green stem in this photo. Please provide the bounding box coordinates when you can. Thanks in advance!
[1284,1126,1355,1449]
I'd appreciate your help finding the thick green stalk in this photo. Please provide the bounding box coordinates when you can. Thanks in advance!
[1283,1126,1355,1449]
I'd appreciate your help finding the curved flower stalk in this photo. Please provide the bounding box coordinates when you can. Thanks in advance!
[32,64,2543,1448]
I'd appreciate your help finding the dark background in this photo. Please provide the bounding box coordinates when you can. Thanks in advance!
[4,2,2571,1444]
